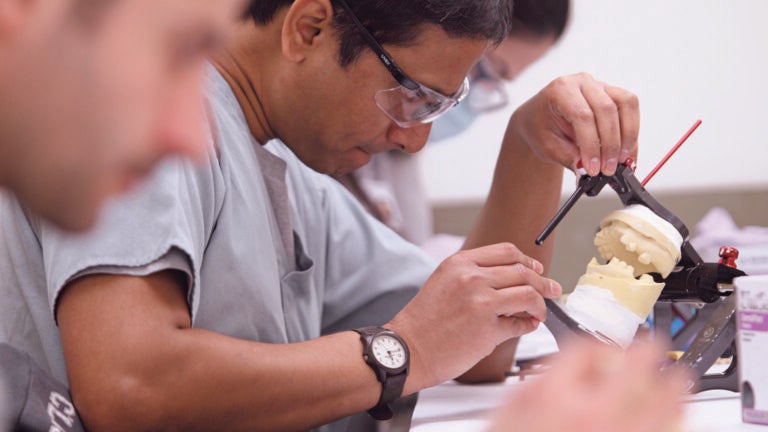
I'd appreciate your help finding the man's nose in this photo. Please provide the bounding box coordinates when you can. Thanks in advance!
[387,122,431,154]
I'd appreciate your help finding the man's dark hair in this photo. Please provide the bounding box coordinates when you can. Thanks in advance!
[245,0,514,66]
[510,0,570,41]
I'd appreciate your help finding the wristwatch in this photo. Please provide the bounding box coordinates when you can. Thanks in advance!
[354,326,410,420]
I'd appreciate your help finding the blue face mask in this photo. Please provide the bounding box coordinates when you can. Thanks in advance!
[427,59,509,143]
[427,102,480,142]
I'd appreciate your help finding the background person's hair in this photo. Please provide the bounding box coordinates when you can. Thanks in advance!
[510,0,570,41]
[244,0,514,66]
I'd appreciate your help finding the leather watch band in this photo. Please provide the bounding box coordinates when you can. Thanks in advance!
[354,326,409,420]
[369,371,407,419]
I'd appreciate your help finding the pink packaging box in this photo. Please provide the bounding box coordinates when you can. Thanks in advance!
[735,274,768,425]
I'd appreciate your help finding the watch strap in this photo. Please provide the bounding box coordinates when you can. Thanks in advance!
[354,326,409,420]
[370,370,407,420]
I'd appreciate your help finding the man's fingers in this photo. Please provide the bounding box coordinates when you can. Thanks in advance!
[540,74,639,176]
[478,262,561,298]
[605,84,640,164]
[549,75,602,176]
[449,255,562,300]
[493,285,548,322]
[453,243,544,274]
[580,81,621,175]
[499,314,541,338]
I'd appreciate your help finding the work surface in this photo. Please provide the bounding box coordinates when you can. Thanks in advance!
[410,326,764,432]
[411,382,759,432]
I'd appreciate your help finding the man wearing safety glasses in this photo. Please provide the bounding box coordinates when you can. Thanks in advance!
[334,0,571,247]
[333,0,471,128]
[1,0,639,430]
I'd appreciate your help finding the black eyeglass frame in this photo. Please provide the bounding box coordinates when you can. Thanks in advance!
[334,0,434,94]
[333,0,470,127]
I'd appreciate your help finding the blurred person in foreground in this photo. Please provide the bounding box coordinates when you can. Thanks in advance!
[336,0,570,248]
[1,0,650,431]
[0,0,246,430]
[0,0,245,231]
[487,339,690,432]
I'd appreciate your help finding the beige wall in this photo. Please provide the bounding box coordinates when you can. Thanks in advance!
[432,188,768,292]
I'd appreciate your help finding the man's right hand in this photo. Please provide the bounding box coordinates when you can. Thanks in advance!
[386,242,562,393]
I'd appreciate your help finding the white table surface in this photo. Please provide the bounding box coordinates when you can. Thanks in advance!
[411,326,766,432]
[412,381,764,432]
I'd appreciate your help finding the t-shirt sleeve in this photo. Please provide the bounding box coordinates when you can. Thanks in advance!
[37,154,223,323]
[0,343,86,432]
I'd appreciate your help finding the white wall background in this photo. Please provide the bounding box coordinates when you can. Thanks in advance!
[421,0,768,205]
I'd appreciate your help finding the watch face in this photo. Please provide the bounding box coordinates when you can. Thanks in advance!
[371,334,407,369]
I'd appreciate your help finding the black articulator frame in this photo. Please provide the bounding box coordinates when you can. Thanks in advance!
[536,160,746,392]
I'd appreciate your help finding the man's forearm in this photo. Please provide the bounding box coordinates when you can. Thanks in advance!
[458,115,564,379]
[455,338,520,383]
[59,272,384,432]
[463,114,564,271]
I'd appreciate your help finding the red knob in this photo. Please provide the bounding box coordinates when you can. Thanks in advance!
[718,246,739,269]
[623,157,637,172]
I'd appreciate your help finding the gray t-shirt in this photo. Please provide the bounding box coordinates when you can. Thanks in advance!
[0,343,85,432]
[0,369,6,431]
[0,67,436,431]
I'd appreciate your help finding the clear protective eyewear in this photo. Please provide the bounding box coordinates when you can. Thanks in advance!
[335,0,470,128]
[466,58,509,113]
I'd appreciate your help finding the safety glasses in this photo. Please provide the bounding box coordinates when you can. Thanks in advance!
[335,0,469,128]
[466,58,509,113]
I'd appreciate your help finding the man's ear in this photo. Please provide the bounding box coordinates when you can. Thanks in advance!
[281,0,335,62]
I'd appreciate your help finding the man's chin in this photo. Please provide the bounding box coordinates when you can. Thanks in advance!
[40,184,118,232]
[307,158,369,176]
[333,150,372,175]
[41,203,101,232]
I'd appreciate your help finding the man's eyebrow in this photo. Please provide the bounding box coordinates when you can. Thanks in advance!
[402,69,459,97]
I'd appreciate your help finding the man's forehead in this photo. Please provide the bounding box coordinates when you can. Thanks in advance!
[384,30,489,95]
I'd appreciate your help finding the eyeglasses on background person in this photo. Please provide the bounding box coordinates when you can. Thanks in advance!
[466,57,510,113]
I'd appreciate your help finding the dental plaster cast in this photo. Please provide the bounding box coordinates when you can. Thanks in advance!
[594,204,683,278]
[564,258,664,347]
[565,204,684,347]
